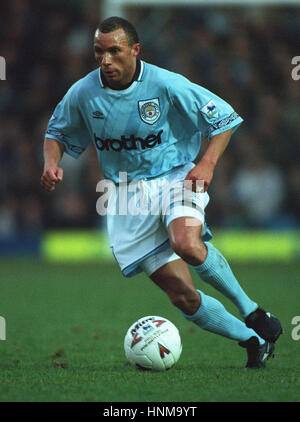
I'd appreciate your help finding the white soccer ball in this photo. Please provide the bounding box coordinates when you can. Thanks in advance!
[124,315,182,371]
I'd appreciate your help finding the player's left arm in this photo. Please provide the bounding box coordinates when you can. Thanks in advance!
[185,128,232,192]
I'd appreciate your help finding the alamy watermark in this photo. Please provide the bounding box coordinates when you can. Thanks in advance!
[291,316,300,341]
[0,316,6,340]
[0,56,6,80]
[291,56,300,81]
[96,172,205,226]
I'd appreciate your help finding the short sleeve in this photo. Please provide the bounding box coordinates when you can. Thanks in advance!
[45,84,91,158]
[169,76,243,141]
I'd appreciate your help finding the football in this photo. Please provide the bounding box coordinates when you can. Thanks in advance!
[124,315,182,371]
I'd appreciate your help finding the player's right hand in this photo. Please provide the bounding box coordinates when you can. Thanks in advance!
[40,166,63,191]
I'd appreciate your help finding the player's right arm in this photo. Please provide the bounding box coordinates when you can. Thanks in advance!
[40,138,65,191]
[41,80,92,191]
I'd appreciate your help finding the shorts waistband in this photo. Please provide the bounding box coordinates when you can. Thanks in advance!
[113,163,193,186]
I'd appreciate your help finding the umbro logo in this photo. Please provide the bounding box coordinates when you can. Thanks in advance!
[92,110,105,119]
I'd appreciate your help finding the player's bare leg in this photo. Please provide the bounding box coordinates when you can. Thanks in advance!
[167,216,282,343]
[168,217,207,266]
[147,258,200,315]
[148,258,267,348]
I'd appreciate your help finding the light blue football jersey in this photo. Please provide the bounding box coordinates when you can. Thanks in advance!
[46,59,243,183]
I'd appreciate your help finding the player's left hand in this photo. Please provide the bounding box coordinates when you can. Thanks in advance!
[184,159,215,193]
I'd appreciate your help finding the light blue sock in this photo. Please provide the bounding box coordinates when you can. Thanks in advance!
[182,290,264,344]
[192,242,258,319]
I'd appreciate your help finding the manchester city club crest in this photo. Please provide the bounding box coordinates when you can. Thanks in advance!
[138,98,161,125]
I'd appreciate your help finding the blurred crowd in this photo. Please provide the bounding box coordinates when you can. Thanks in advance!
[0,1,299,238]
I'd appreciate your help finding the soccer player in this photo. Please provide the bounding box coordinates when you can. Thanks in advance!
[41,16,282,369]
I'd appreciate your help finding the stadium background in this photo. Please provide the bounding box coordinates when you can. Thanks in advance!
[0,0,300,404]
[0,0,299,262]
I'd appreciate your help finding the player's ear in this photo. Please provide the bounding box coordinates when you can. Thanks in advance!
[131,43,140,57]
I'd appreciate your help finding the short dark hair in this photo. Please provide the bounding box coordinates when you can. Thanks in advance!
[97,16,139,46]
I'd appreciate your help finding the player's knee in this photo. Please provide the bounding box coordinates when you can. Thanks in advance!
[172,238,207,266]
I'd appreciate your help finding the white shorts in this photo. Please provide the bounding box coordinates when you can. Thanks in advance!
[106,162,212,277]
[139,246,181,277]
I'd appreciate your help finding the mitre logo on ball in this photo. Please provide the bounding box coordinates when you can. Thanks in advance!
[138,98,161,125]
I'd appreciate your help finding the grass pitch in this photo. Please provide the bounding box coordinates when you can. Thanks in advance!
[0,258,299,402]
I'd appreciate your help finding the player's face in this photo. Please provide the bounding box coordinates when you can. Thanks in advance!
[94,28,140,89]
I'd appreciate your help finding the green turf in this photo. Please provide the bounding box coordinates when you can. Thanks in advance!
[0,258,299,402]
